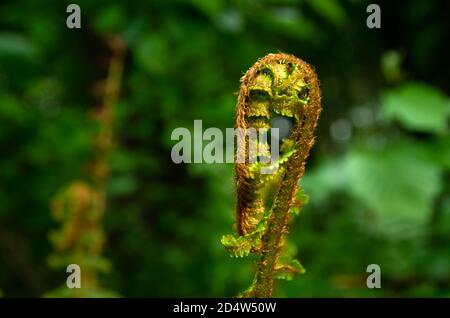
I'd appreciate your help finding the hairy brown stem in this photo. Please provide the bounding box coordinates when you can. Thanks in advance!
[252,170,300,297]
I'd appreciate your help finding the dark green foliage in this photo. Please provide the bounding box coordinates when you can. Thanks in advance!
[0,0,449,297]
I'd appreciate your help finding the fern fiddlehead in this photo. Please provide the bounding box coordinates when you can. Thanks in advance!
[222,53,321,297]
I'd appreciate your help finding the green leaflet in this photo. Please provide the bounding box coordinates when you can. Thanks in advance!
[275,258,306,281]
[221,233,262,258]
[382,82,450,134]
[289,188,310,215]
[221,207,272,257]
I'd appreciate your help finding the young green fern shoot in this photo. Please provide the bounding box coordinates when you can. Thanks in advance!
[221,53,321,297]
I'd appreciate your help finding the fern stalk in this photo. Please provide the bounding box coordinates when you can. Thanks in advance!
[46,36,126,297]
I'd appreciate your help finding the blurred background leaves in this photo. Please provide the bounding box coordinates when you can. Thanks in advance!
[0,0,449,297]
[383,82,450,134]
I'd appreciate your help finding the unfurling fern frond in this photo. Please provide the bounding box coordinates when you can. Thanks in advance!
[222,53,322,297]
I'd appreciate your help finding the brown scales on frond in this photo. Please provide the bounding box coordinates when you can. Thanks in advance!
[235,53,321,236]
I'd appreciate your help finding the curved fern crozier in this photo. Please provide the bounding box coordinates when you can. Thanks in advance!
[222,53,321,297]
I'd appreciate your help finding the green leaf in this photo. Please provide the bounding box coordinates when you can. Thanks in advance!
[301,158,347,202]
[346,142,443,238]
[275,258,306,281]
[382,82,450,134]
[0,32,39,61]
[221,234,253,257]
[221,222,267,258]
